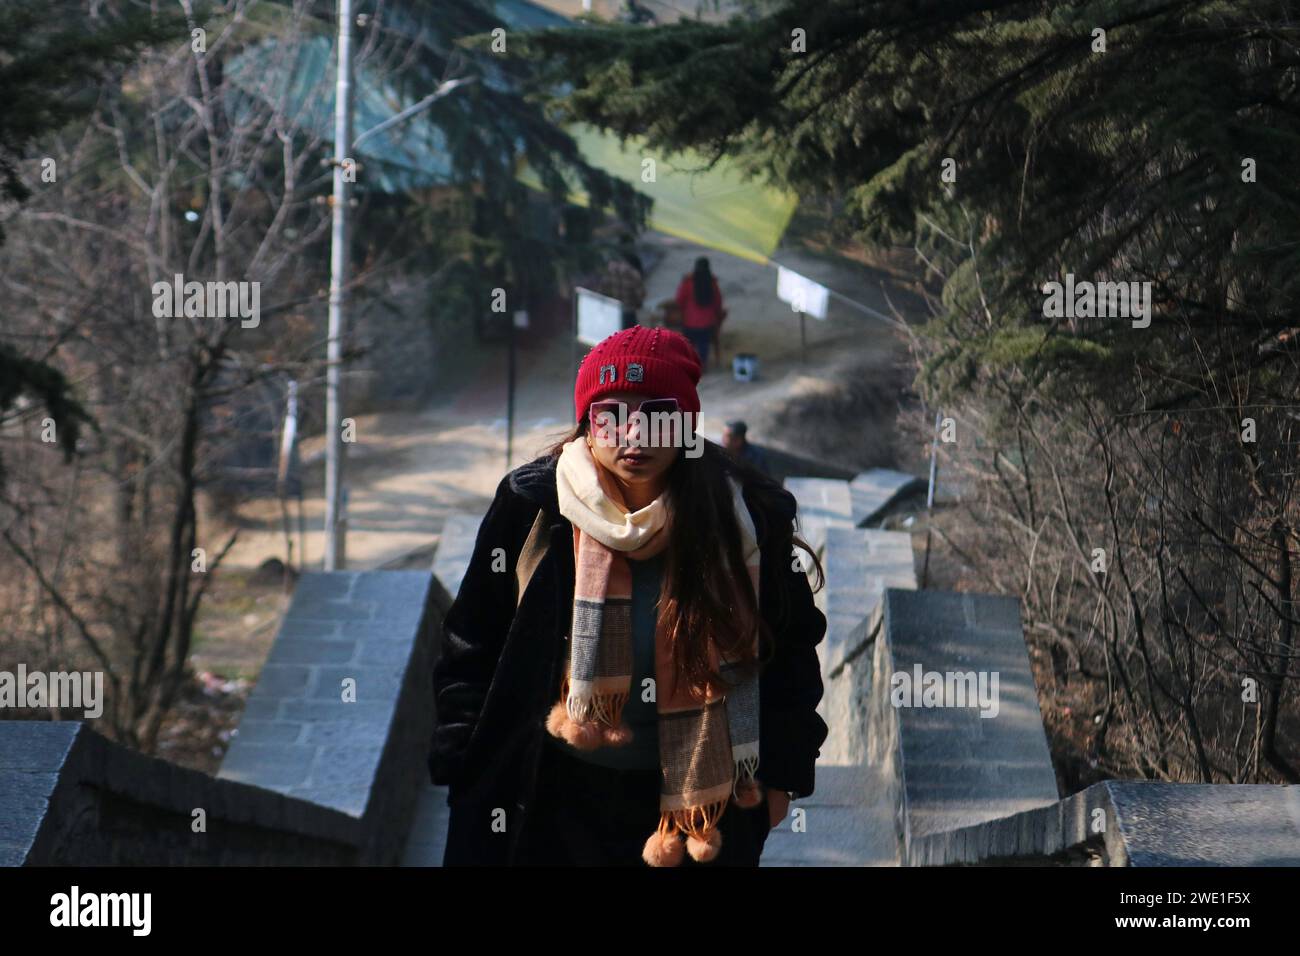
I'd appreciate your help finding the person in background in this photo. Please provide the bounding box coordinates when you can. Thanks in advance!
[619,0,656,25]
[722,420,771,477]
[675,256,725,369]
[597,254,646,330]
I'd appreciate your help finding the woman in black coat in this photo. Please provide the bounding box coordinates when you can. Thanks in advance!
[428,325,828,866]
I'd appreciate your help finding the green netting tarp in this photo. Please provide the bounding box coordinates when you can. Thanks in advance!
[516,122,797,264]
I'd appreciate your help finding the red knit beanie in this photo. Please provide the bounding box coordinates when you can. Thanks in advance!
[573,325,702,422]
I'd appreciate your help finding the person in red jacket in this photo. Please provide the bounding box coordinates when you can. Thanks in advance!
[674,257,725,369]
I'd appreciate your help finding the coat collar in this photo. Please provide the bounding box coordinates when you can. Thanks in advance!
[509,454,562,516]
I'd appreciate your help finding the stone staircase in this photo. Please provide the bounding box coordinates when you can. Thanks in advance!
[408,467,1300,866]
[11,471,1299,866]
[3,570,444,866]
[869,589,1060,863]
[404,469,924,866]
[780,472,919,865]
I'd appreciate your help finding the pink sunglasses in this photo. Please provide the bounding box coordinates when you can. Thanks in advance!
[588,397,682,445]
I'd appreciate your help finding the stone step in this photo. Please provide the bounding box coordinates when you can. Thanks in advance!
[218,570,435,823]
[761,760,900,867]
[910,779,1300,866]
[784,477,854,559]
[822,526,916,674]
[880,589,1059,851]
[849,469,926,526]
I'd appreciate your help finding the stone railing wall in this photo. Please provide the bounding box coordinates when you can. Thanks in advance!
[2,569,446,867]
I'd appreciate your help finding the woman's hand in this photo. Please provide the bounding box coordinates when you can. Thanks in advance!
[764,787,790,830]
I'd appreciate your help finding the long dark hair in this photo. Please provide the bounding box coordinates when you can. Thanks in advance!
[692,256,714,307]
[543,422,825,701]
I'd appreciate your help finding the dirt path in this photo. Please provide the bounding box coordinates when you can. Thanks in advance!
[205,231,922,574]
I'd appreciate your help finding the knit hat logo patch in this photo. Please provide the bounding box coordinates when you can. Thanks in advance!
[573,325,702,422]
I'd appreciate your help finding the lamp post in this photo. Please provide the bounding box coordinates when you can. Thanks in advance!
[322,0,473,569]
[323,0,354,571]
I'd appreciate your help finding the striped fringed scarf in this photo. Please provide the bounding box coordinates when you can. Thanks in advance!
[548,437,762,866]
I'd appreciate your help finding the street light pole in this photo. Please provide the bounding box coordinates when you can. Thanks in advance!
[324,0,354,571]
[323,0,474,570]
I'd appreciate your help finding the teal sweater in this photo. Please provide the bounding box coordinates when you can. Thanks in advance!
[553,551,664,770]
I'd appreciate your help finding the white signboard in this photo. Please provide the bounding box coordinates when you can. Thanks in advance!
[576,286,623,345]
[776,266,829,319]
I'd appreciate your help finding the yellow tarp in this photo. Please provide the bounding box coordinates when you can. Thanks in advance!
[515,122,798,264]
